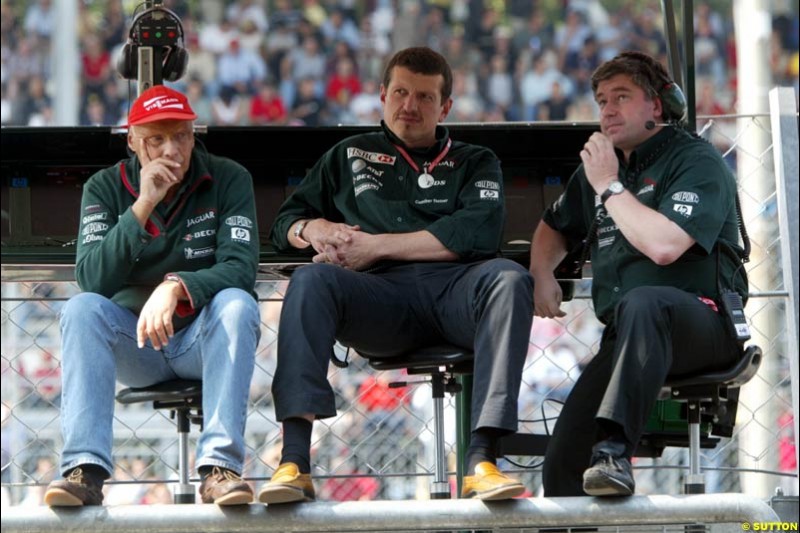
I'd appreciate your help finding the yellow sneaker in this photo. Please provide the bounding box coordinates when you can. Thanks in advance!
[461,461,525,500]
[257,462,315,504]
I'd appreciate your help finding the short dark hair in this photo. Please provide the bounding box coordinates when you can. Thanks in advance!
[382,47,453,102]
[591,51,672,101]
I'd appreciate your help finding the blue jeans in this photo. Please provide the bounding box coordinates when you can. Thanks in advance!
[58,288,259,477]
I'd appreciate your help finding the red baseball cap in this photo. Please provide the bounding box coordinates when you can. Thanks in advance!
[126,85,197,127]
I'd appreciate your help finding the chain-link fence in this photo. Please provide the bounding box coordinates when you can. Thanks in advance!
[2,113,797,507]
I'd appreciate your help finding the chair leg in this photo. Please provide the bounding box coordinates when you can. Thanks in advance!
[684,401,705,495]
[430,373,450,499]
[175,409,196,504]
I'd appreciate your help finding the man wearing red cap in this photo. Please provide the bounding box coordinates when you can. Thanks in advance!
[45,86,260,506]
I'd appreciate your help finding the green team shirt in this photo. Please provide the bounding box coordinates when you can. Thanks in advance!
[544,127,748,324]
[271,122,505,261]
[75,143,259,330]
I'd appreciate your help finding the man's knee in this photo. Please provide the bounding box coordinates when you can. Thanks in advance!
[616,286,668,317]
[60,292,115,327]
[285,263,342,299]
[210,288,260,327]
[481,258,534,296]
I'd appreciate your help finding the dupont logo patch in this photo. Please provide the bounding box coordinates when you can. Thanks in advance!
[346,147,396,165]
[672,191,700,203]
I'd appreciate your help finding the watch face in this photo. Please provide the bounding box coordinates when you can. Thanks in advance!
[610,181,624,193]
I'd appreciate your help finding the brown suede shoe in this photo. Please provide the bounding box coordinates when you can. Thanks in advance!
[44,467,104,506]
[199,466,254,505]
[461,461,525,500]
[257,462,315,504]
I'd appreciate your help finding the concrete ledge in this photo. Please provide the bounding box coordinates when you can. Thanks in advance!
[0,493,780,532]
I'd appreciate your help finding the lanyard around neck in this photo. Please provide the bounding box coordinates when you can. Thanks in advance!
[393,138,452,175]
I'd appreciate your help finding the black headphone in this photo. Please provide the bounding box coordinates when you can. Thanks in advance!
[618,51,687,125]
[117,5,188,82]
[654,77,687,124]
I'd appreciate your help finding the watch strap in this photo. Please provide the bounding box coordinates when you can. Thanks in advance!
[293,219,310,245]
[601,182,623,204]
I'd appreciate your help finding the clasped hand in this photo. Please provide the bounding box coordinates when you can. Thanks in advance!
[308,220,380,271]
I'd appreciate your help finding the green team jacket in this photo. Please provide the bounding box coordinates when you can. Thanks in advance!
[270,122,505,261]
[76,143,259,330]
[544,127,748,324]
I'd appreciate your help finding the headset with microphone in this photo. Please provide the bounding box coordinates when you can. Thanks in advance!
[640,54,688,130]
[117,3,188,83]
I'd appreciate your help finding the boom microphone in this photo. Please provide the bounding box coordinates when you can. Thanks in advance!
[645,120,672,130]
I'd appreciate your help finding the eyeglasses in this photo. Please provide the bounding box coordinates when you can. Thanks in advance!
[139,130,194,149]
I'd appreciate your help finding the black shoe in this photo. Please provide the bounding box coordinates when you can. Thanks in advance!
[582,440,635,497]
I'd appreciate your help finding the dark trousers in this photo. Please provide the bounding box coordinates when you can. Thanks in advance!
[272,259,534,433]
[543,286,741,496]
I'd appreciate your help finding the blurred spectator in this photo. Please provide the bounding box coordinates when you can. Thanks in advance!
[694,15,726,87]
[320,8,360,51]
[595,11,627,63]
[448,68,484,122]
[238,19,264,54]
[24,0,55,41]
[281,35,325,107]
[81,34,111,96]
[326,57,361,101]
[302,0,328,29]
[696,77,728,115]
[513,10,555,61]
[486,54,514,119]
[217,38,266,95]
[629,9,666,57]
[392,0,424,53]
[271,0,304,32]
[101,1,126,51]
[422,6,451,53]
[520,52,573,122]
[1,84,13,124]
[82,94,107,126]
[14,75,50,126]
[349,78,382,124]
[199,18,238,55]
[249,82,287,125]
[226,0,268,33]
[570,36,601,96]
[539,81,572,121]
[183,33,217,92]
[7,37,49,86]
[211,84,247,125]
[554,10,592,72]
[290,76,325,126]
[186,77,214,124]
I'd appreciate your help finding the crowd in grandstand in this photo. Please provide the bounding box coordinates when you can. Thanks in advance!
[1,0,798,127]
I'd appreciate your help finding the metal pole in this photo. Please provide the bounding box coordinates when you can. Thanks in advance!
[174,410,194,504]
[430,374,449,499]
[734,0,777,498]
[0,494,780,533]
[682,0,696,132]
[52,0,79,125]
[769,86,800,480]
[456,374,472,497]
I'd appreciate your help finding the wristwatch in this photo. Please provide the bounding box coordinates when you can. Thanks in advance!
[164,273,182,284]
[601,180,625,204]
[293,219,311,245]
